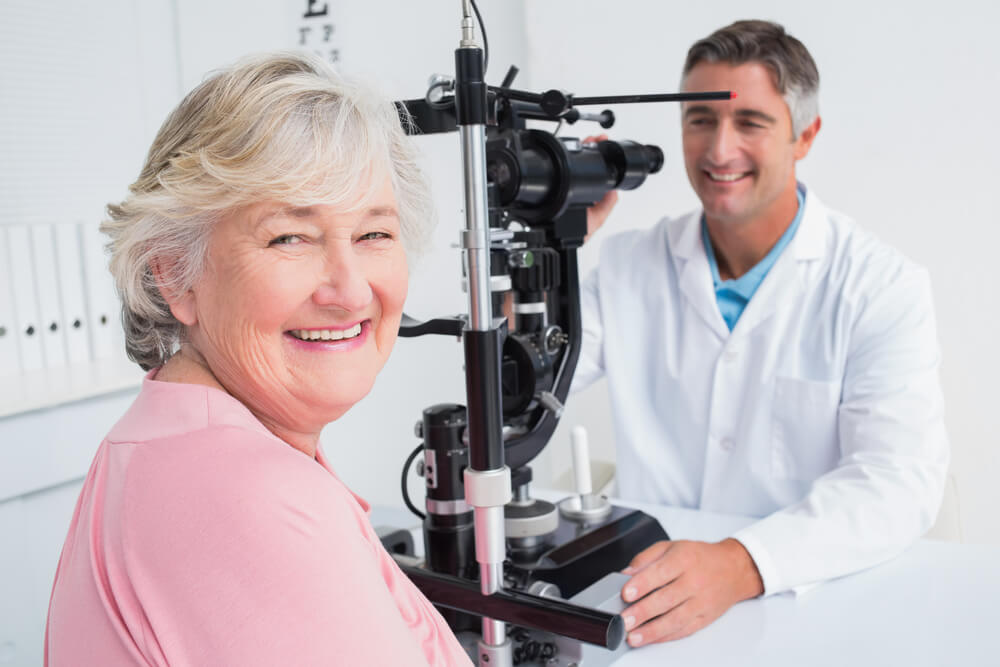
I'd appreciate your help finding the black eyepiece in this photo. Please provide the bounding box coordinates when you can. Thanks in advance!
[486,130,665,223]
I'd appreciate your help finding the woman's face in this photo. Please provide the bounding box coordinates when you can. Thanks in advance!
[170,172,408,448]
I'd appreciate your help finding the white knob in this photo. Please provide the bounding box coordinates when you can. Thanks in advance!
[570,425,593,496]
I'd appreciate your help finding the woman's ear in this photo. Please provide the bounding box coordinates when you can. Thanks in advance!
[150,258,197,326]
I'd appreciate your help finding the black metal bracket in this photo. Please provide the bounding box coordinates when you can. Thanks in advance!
[399,314,466,338]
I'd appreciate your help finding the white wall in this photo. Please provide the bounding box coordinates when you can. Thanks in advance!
[521,0,1000,548]
[1,1,181,664]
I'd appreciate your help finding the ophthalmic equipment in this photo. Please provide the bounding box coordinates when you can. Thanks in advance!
[384,3,731,665]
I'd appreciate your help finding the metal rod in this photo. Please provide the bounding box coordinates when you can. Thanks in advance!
[487,87,731,107]
[454,11,509,662]
[459,123,492,331]
[573,90,732,105]
[473,505,506,594]
[487,85,544,103]
[482,617,505,645]
[401,565,625,649]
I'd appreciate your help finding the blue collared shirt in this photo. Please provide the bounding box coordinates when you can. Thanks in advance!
[702,186,806,331]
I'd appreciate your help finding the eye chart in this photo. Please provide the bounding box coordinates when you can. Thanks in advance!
[293,0,341,66]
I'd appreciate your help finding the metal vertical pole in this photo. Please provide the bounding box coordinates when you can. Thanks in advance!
[453,2,512,665]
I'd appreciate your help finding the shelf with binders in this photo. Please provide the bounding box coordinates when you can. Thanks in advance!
[0,222,144,419]
[0,357,144,419]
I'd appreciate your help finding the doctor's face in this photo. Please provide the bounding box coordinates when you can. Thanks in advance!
[681,61,815,227]
[173,171,409,439]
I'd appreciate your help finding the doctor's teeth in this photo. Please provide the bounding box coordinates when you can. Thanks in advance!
[292,324,363,341]
[708,172,747,182]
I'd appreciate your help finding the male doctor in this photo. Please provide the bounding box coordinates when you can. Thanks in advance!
[576,20,949,646]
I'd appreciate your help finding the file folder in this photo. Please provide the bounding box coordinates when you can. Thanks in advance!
[30,225,69,369]
[5,225,45,372]
[0,229,21,377]
[79,222,118,360]
[54,223,92,365]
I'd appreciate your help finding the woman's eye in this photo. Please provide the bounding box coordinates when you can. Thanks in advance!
[358,231,393,242]
[269,234,303,246]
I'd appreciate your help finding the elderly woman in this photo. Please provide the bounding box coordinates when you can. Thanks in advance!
[45,52,471,666]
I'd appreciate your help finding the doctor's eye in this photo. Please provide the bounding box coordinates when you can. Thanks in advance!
[687,117,715,128]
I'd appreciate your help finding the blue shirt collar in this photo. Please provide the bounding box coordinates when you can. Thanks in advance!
[702,185,806,295]
[701,185,806,331]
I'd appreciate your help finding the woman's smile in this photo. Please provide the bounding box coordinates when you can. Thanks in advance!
[284,320,372,351]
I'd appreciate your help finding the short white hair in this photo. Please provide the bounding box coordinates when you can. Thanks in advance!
[102,51,434,370]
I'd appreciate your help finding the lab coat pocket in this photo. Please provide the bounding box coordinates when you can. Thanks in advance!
[770,376,841,481]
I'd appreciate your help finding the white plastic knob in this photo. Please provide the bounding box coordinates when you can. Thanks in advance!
[570,425,593,496]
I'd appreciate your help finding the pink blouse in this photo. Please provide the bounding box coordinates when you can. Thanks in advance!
[45,372,471,666]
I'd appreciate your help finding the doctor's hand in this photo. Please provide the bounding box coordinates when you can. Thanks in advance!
[583,134,619,241]
[620,539,764,646]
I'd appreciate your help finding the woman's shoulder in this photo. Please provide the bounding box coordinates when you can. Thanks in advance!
[111,376,338,507]
[125,423,357,526]
[107,373,274,443]
[115,421,371,572]
[104,377,378,577]
[97,428,436,666]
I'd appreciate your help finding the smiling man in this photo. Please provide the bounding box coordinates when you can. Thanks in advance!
[576,20,949,646]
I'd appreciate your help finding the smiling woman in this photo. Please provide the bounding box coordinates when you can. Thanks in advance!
[156,183,410,456]
[44,52,472,666]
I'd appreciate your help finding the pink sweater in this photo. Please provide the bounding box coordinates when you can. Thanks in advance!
[45,373,471,666]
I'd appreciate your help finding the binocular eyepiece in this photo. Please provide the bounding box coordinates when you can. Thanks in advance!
[486,129,664,224]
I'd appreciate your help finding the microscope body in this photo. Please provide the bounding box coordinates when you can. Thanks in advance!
[398,198,668,664]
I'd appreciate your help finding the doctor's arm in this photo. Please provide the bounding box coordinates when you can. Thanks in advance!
[572,265,608,394]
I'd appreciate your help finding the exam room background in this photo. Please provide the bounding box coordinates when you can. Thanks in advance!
[1,0,997,664]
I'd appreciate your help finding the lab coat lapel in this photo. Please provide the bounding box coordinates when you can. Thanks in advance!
[731,188,827,336]
[669,211,730,340]
[730,243,802,336]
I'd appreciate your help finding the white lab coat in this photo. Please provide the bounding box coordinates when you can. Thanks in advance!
[574,186,949,595]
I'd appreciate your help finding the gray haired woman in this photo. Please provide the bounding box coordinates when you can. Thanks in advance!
[45,52,471,666]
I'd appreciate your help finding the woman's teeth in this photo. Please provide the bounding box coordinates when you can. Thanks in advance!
[290,323,363,341]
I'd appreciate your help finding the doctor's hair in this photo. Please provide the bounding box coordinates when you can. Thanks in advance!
[101,50,433,371]
[682,20,820,138]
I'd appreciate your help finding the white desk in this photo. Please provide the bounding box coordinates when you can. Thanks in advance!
[548,494,1000,667]
[376,496,1000,666]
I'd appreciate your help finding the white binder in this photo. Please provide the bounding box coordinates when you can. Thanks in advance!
[79,222,118,360]
[0,229,21,377]
[30,225,69,369]
[54,222,92,365]
[5,225,45,372]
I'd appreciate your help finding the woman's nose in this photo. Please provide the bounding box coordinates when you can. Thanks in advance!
[311,250,373,312]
